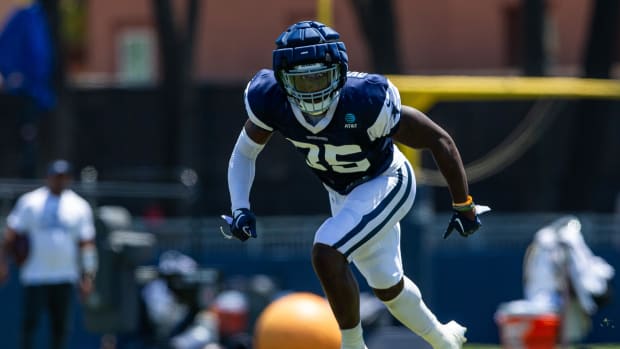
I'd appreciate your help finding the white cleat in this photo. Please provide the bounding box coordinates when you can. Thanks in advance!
[442,321,467,349]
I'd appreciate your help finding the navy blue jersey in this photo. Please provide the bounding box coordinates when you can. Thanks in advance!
[244,69,402,194]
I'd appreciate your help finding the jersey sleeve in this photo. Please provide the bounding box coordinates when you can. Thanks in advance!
[243,70,276,132]
[6,196,31,233]
[367,79,402,142]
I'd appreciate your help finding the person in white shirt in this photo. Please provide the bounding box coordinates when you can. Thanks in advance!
[0,159,98,349]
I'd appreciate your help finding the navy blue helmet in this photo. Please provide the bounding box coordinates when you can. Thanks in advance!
[272,21,348,115]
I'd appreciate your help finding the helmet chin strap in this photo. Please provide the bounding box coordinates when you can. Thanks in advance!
[295,88,340,116]
[298,99,331,116]
[305,105,340,128]
[303,112,325,126]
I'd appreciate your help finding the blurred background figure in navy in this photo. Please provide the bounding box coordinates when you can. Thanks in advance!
[0,0,56,178]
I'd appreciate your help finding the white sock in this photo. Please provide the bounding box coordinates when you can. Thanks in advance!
[340,321,367,349]
[382,277,447,348]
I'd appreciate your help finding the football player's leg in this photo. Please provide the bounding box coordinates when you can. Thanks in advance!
[311,243,366,349]
[382,278,466,349]
[313,163,414,348]
[353,224,467,349]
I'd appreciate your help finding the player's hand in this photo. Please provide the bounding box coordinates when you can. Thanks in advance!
[443,204,491,239]
[220,208,257,241]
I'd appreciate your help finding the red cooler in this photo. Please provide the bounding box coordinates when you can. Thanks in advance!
[495,301,560,349]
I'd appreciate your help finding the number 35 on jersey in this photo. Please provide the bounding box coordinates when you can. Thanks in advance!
[286,139,371,174]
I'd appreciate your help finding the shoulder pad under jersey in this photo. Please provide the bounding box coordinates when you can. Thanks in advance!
[244,69,288,130]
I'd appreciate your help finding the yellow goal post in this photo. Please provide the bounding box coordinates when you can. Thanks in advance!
[386,75,620,186]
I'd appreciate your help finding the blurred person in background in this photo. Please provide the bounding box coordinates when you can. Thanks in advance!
[223,20,488,349]
[0,159,98,349]
[522,216,614,343]
[0,0,56,177]
[141,250,203,345]
[140,250,224,349]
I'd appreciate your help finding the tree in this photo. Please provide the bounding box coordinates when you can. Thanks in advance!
[350,0,402,74]
[37,0,74,174]
[522,0,547,76]
[560,0,620,211]
[152,0,201,173]
[583,0,619,78]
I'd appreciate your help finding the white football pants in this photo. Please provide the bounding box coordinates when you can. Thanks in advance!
[314,149,416,289]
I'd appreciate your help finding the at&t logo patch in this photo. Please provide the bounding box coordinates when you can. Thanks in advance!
[344,113,357,128]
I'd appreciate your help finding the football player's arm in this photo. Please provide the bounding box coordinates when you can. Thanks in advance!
[228,120,272,211]
[224,120,272,241]
[393,105,474,219]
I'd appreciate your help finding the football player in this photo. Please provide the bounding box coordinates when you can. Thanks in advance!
[224,20,485,349]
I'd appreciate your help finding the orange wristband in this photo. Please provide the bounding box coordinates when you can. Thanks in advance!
[452,195,475,212]
[453,195,473,207]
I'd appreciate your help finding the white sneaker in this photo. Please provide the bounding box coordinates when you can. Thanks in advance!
[441,321,467,349]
